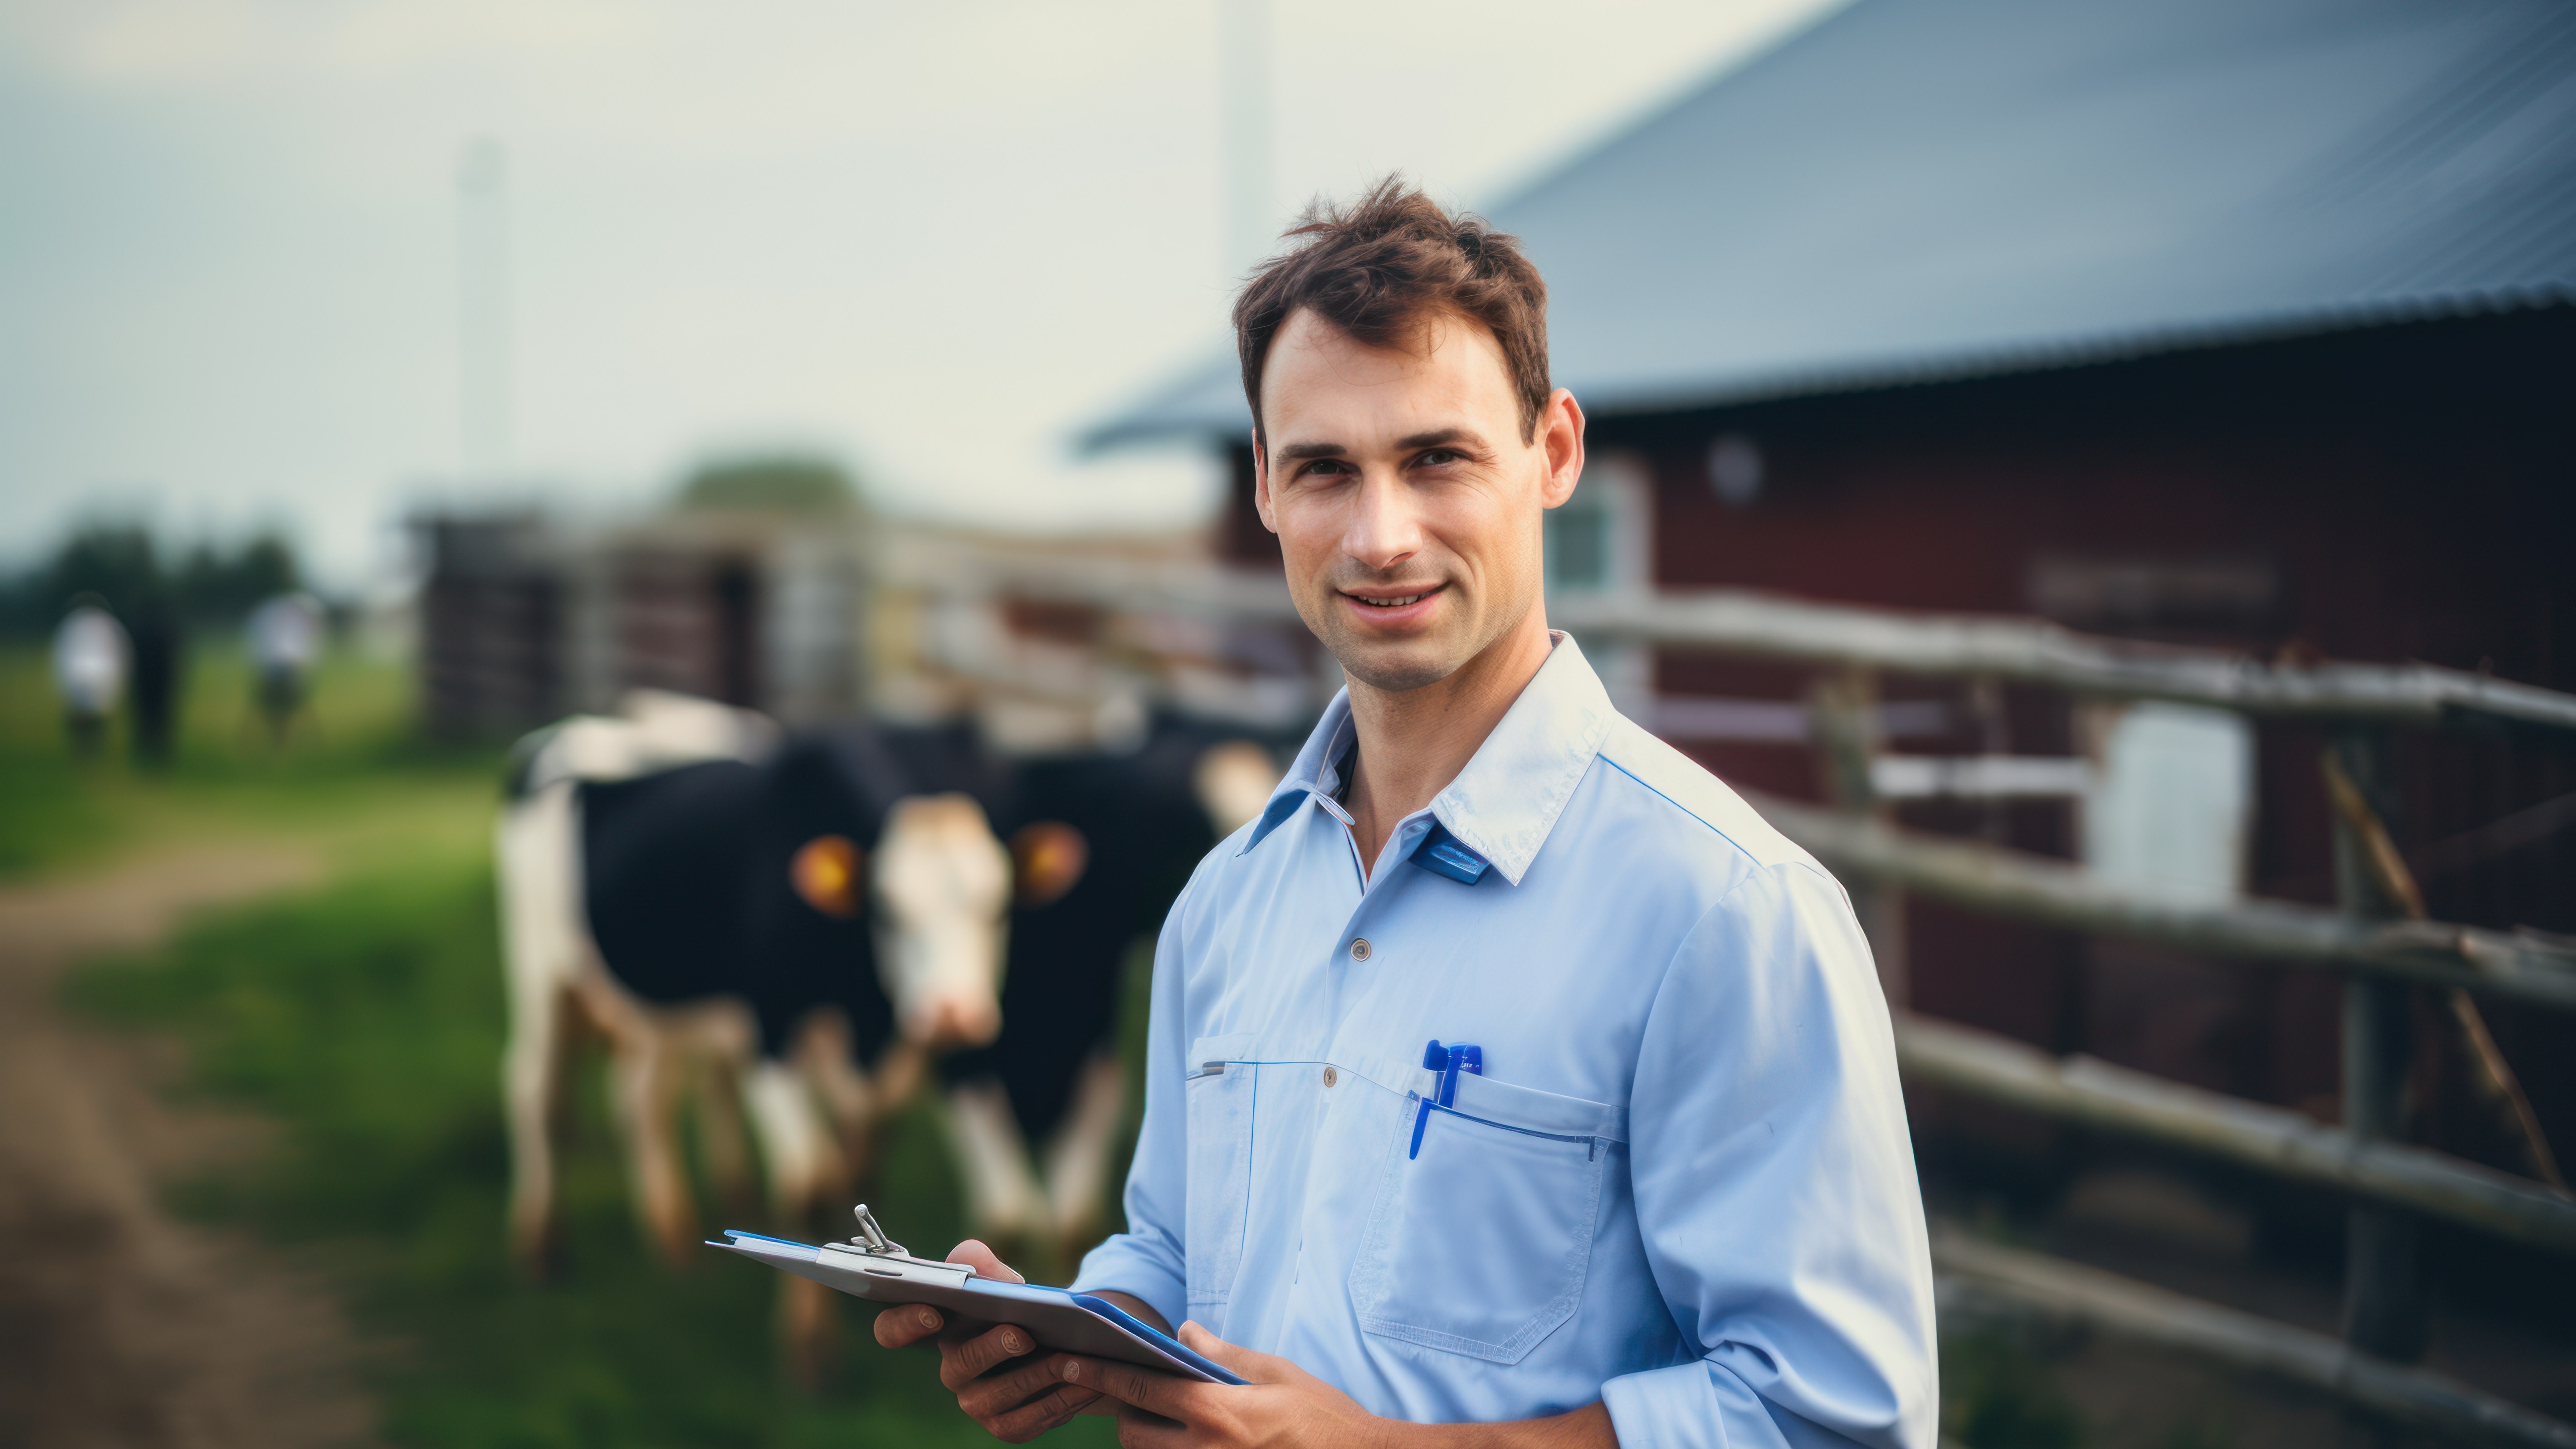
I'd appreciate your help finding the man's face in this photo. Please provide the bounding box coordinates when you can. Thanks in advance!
[1254,308,1581,694]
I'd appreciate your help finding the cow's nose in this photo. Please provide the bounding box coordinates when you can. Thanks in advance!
[914,996,1001,1049]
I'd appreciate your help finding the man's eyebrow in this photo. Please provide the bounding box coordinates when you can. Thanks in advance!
[1275,440,1347,462]
[1397,428,1484,451]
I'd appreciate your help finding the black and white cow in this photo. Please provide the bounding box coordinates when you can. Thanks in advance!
[497,691,1278,1372]
[496,692,1017,1288]
[940,723,1280,1261]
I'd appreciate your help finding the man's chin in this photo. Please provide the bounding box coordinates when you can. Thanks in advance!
[1331,644,1462,695]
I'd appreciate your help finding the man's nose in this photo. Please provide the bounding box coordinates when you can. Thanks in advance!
[1341,471,1425,571]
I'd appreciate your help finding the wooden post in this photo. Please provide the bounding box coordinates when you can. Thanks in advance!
[1814,666,1908,1006]
[2331,730,2428,1365]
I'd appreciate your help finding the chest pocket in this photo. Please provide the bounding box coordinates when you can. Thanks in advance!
[1183,1033,1260,1313]
[1346,1073,1621,1364]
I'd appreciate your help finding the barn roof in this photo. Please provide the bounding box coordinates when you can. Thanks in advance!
[1082,0,2576,447]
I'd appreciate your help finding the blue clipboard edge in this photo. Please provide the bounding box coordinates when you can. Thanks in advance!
[707,1230,1247,1387]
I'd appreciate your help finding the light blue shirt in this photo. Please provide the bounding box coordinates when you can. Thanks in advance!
[1073,635,1936,1448]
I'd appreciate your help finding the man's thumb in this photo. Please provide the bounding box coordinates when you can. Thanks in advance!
[1178,1320,1268,1377]
[944,1239,1025,1284]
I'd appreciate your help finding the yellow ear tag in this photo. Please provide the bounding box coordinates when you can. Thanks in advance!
[790,835,864,919]
[1012,822,1090,908]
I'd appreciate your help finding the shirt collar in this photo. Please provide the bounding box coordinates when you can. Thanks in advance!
[1242,632,1615,887]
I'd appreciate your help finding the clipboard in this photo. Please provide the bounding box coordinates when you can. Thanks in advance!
[707,1208,1246,1386]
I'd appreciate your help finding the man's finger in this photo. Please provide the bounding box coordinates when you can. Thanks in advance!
[944,1238,1027,1284]
[1175,1319,1274,1378]
[980,1383,1101,1443]
[1062,1354,1197,1419]
[873,1303,943,1349]
[937,1323,1036,1393]
[1112,1401,1190,1448]
[957,1353,1082,1420]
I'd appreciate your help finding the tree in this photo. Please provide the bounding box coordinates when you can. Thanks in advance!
[676,455,861,515]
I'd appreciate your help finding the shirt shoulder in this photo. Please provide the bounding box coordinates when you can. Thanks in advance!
[1167,814,1259,931]
[1590,713,1828,882]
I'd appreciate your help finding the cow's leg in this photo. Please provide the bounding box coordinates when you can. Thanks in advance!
[944,1077,1046,1252]
[501,982,569,1274]
[1042,1050,1129,1254]
[791,1011,874,1210]
[694,1056,759,1219]
[744,1059,837,1227]
[496,788,586,1275]
[744,1058,845,1384]
[609,1028,697,1266]
[667,1001,759,1220]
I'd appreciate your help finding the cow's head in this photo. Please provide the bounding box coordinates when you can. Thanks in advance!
[869,793,1011,1048]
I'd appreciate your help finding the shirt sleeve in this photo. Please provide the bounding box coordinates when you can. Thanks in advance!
[1601,861,1938,1449]
[1066,869,1195,1328]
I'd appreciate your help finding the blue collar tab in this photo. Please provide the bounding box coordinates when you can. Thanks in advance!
[1411,822,1491,885]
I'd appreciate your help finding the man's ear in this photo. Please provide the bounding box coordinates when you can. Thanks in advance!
[1537,388,1586,510]
[1250,424,1281,534]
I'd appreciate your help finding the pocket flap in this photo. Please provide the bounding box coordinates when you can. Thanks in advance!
[1445,1073,1626,1143]
[1185,1032,1260,1075]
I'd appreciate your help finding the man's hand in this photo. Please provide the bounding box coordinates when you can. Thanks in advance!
[1061,1322,1382,1448]
[870,1239,1103,1444]
[1059,1321,1617,1447]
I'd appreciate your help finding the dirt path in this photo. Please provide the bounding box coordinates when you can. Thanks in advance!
[0,845,381,1449]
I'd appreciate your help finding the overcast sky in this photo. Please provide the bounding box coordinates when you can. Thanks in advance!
[0,0,1840,588]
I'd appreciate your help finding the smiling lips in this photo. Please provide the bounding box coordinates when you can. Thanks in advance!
[1344,583,1446,614]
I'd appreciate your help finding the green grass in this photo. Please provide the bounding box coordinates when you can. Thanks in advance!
[10,639,1120,1444]
[70,847,1123,1447]
[0,642,495,879]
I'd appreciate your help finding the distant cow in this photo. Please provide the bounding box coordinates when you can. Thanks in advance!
[495,692,1016,1297]
[53,603,129,757]
[939,725,1280,1262]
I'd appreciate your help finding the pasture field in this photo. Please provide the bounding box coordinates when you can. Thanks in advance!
[0,642,491,878]
[71,850,1126,1447]
[5,643,1126,1446]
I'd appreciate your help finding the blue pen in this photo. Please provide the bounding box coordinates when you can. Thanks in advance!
[1409,1039,1484,1159]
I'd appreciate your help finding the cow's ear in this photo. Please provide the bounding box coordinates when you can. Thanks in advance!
[1011,821,1089,908]
[790,834,866,919]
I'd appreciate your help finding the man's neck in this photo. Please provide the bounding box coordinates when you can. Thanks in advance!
[1341,612,1554,873]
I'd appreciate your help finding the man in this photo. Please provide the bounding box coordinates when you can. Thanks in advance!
[878,179,1936,1448]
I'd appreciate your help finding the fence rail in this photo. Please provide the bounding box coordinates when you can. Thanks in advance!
[1742,790,2576,1009]
[1934,1232,2576,1449]
[1899,1014,2576,1252]
[1551,589,2576,731]
[892,559,2576,731]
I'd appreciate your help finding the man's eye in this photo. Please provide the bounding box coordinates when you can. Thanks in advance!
[1417,449,1462,467]
[1301,460,1350,477]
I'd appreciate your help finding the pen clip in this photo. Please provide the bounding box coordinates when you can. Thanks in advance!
[1409,1040,1484,1159]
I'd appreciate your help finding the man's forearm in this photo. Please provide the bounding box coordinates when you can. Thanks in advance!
[1389,1401,1615,1449]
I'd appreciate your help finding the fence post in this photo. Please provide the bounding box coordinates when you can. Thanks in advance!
[2331,729,2428,1366]
[1815,666,1908,1006]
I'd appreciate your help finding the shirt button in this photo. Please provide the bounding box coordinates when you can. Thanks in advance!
[1322,1066,1338,1087]
[1349,938,1372,961]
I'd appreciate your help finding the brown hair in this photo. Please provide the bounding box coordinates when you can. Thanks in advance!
[1233,176,1551,446]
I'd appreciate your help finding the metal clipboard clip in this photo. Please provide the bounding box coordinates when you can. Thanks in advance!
[830,1205,976,1285]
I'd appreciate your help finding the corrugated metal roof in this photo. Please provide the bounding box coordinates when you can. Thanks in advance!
[1083,0,2576,447]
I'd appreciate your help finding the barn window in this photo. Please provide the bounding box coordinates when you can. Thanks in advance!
[1545,493,1611,592]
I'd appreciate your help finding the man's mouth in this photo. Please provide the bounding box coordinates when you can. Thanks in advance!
[1344,584,1445,610]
